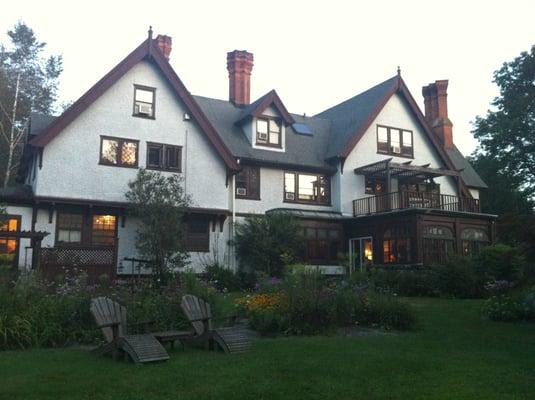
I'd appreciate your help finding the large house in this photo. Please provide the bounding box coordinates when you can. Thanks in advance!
[0,30,495,279]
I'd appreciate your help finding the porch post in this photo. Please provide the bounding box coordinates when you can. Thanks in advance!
[386,160,392,210]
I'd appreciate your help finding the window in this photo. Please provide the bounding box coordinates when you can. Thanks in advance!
[422,225,455,265]
[256,118,281,147]
[303,224,342,264]
[377,125,413,157]
[184,216,210,252]
[133,85,155,118]
[100,137,139,167]
[284,172,330,205]
[461,228,489,256]
[365,177,386,195]
[382,226,412,264]
[0,216,20,266]
[92,215,116,246]
[146,143,182,172]
[235,166,260,200]
[57,213,83,245]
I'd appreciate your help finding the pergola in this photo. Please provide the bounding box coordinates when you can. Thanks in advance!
[353,158,463,194]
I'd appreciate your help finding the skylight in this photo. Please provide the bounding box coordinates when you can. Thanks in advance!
[293,123,313,136]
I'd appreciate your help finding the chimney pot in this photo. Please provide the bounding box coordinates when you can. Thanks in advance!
[227,50,254,105]
[422,80,453,149]
[156,34,172,60]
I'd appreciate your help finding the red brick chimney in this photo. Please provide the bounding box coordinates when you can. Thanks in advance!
[156,35,172,60]
[227,50,254,105]
[422,80,453,149]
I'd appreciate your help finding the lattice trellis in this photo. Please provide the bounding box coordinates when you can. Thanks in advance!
[40,247,115,266]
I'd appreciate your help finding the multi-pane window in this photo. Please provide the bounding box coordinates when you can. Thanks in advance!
[304,225,342,264]
[184,216,210,252]
[422,225,455,265]
[256,118,281,147]
[461,228,489,256]
[383,226,412,264]
[133,85,155,118]
[100,137,139,167]
[146,143,182,172]
[92,215,116,246]
[284,172,330,205]
[235,166,260,199]
[377,125,413,157]
[0,216,20,266]
[57,213,83,244]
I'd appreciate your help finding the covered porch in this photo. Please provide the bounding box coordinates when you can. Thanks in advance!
[352,158,479,216]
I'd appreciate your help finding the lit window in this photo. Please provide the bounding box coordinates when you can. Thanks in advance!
[133,86,155,118]
[100,137,139,168]
[0,217,19,265]
[92,215,116,246]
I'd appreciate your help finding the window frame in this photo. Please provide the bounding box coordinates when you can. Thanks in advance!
[376,124,414,158]
[132,84,156,119]
[55,211,117,248]
[0,214,21,268]
[99,136,139,168]
[146,142,182,172]
[255,117,282,148]
[91,215,117,246]
[55,212,84,246]
[235,165,261,200]
[302,222,343,264]
[283,171,331,206]
[184,216,210,252]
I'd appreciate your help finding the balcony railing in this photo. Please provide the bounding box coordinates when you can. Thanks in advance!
[353,191,481,217]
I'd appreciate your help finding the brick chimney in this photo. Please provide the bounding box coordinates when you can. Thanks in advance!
[227,50,254,105]
[422,80,453,149]
[156,35,172,60]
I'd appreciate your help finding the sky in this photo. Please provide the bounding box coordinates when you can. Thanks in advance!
[2,0,535,156]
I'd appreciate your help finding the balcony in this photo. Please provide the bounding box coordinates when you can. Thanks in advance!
[353,190,481,217]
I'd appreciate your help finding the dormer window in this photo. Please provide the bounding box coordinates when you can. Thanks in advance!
[256,118,281,147]
[133,85,155,119]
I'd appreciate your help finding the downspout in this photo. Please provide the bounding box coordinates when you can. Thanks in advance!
[184,129,188,196]
[231,162,238,272]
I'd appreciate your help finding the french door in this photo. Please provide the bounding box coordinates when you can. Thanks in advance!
[348,237,373,274]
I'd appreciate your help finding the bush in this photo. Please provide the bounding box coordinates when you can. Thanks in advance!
[483,286,535,322]
[236,272,416,335]
[205,263,242,292]
[431,257,482,298]
[473,244,524,283]
[234,212,304,277]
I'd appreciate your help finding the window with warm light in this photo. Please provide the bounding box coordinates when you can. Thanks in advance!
[92,215,117,246]
[383,226,412,264]
[0,216,20,265]
[100,136,139,167]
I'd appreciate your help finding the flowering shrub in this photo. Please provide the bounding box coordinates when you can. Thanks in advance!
[236,272,416,335]
[483,286,535,322]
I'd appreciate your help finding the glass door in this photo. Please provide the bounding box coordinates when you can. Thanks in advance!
[348,237,373,274]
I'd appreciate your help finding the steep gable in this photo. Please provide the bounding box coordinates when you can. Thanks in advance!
[29,34,239,171]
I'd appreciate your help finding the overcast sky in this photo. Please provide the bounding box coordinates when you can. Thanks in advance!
[2,0,535,156]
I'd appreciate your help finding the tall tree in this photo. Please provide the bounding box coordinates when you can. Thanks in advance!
[0,22,63,187]
[473,45,535,199]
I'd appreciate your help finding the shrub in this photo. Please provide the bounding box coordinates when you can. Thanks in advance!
[431,257,482,298]
[234,212,304,277]
[205,263,242,292]
[483,295,523,322]
[473,244,524,283]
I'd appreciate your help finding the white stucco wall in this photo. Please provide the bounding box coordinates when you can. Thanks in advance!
[34,60,229,210]
[339,93,459,215]
[235,166,337,214]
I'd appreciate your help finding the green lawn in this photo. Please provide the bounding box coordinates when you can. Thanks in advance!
[1,298,534,400]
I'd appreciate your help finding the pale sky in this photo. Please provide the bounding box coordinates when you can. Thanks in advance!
[3,0,535,156]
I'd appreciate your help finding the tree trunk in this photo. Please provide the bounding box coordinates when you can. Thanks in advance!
[3,73,21,188]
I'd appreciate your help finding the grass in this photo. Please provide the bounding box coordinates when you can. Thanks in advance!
[1,297,534,400]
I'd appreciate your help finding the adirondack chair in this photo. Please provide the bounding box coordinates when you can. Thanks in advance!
[180,294,251,354]
[90,296,170,364]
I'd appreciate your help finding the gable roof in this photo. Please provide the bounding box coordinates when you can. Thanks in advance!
[194,95,335,173]
[316,75,479,197]
[29,36,240,171]
[446,146,488,189]
[236,90,295,126]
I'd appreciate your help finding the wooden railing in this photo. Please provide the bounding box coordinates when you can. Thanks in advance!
[353,191,480,216]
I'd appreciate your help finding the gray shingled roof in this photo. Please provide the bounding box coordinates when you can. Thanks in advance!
[446,146,488,189]
[315,76,397,159]
[29,112,56,136]
[193,95,335,171]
